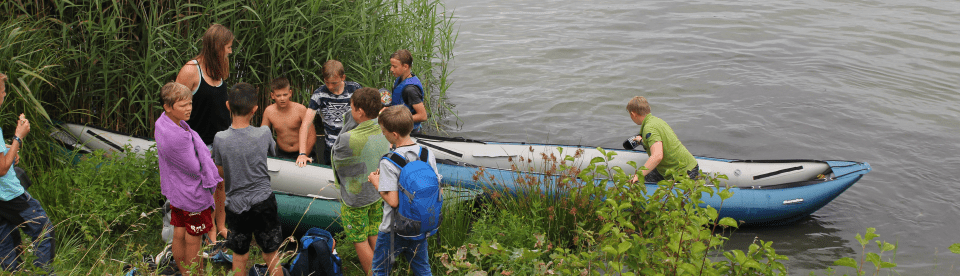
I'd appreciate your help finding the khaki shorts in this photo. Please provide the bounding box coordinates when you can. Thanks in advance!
[340,202,383,243]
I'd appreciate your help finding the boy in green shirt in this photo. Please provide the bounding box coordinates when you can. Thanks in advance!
[626,96,699,183]
[331,88,391,275]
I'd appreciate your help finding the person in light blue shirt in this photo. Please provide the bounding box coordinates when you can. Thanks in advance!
[0,72,55,273]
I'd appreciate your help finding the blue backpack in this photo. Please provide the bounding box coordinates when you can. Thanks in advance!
[383,147,443,240]
[287,228,342,276]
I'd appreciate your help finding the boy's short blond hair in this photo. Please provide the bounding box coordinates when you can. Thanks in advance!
[626,96,651,116]
[378,106,413,136]
[322,60,345,80]
[160,82,192,107]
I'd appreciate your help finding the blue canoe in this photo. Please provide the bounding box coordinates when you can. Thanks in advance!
[414,135,871,226]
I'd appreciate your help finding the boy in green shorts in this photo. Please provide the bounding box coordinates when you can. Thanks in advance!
[331,88,391,275]
[626,96,700,183]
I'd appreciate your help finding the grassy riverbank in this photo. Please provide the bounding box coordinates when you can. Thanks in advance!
[14,146,791,275]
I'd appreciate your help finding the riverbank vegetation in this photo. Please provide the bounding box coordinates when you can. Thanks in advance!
[1,0,456,175]
[4,0,960,275]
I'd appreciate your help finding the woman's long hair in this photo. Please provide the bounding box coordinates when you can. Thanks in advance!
[194,24,234,81]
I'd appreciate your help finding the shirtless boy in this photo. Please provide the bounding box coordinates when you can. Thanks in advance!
[261,77,316,160]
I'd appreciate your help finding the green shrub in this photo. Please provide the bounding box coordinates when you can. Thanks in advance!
[30,147,163,242]
[436,148,789,275]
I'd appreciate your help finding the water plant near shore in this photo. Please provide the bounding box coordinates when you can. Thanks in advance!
[436,147,789,275]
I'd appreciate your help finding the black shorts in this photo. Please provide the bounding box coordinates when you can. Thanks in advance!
[645,164,700,183]
[317,146,332,166]
[274,147,299,160]
[225,194,283,255]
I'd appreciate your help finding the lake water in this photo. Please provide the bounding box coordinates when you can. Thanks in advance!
[439,0,960,273]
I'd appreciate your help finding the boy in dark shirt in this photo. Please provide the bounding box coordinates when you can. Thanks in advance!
[297,60,362,166]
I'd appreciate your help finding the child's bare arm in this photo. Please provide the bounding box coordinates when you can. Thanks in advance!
[217,165,224,178]
[0,114,28,176]
[296,109,318,167]
[380,191,399,208]
[260,108,272,128]
[370,169,399,208]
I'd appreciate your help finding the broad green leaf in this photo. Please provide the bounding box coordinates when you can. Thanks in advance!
[864,227,879,242]
[602,245,617,255]
[719,190,733,200]
[590,156,606,164]
[678,263,698,274]
[833,257,857,269]
[618,241,632,254]
[718,217,738,228]
[742,260,762,270]
[881,262,896,268]
[865,252,881,266]
[855,233,866,247]
[689,242,707,254]
[878,241,895,252]
[950,243,960,254]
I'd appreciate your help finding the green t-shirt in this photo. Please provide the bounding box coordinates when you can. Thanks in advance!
[332,118,391,207]
[638,115,698,177]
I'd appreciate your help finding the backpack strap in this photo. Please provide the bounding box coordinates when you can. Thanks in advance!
[418,147,429,162]
[384,152,408,168]
[383,151,416,202]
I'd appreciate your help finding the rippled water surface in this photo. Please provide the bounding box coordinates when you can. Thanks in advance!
[440,0,960,273]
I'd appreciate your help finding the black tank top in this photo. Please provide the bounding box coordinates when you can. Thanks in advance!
[185,60,230,145]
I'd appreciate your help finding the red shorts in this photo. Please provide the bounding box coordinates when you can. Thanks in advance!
[170,205,213,236]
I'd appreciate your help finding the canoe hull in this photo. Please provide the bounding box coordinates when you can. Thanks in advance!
[437,160,870,226]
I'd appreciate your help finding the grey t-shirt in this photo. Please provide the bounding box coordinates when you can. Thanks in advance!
[212,126,277,213]
[377,144,439,232]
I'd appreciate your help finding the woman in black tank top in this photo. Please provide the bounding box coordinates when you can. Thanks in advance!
[172,24,234,257]
[175,24,234,145]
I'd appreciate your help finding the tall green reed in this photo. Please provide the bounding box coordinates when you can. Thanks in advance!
[2,0,456,140]
[0,13,63,177]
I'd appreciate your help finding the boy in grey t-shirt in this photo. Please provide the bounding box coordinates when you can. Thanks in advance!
[368,106,438,276]
[211,83,282,276]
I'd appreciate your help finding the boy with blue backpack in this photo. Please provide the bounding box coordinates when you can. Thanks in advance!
[367,106,442,276]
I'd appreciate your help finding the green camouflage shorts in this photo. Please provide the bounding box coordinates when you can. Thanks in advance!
[340,202,383,243]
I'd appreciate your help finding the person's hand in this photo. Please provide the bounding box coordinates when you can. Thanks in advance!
[369,169,380,189]
[630,174,639,184]
[14,154,19,165]
[296,154,313,167]
[218,227,229,239]
[14,114,29,139]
